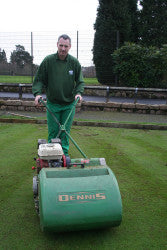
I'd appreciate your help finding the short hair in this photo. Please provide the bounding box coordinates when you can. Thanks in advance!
[58,34,71,44]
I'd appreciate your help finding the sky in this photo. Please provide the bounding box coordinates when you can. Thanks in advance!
[1,0,99,32]
[0,0,99,66]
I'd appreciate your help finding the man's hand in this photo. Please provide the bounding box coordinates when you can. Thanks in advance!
[35,95,43,106]
[75,94,82,103]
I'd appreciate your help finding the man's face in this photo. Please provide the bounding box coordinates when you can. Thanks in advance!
[57,38,71,60]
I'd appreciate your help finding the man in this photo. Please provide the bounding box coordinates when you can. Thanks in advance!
[32,34,85,155]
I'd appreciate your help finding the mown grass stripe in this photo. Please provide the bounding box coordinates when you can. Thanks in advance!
[0,124,167,249]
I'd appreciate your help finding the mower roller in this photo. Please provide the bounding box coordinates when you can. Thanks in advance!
[32,98,122,232]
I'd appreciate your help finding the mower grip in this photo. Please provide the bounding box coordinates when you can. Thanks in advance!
[38,97,43,104]
[74,96,80,106]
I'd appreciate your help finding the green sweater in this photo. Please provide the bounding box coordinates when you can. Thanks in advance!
[32,53,85,104]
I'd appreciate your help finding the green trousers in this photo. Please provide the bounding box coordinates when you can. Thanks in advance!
[47,100,75,155]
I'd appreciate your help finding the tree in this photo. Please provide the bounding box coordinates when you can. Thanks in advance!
[10,45,33,68]
[139,0,167,47]
[128,0,140,42]
[0,49,7,63]
[93,0,138,84]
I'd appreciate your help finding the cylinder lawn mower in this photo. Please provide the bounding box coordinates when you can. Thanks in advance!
[32,98,122,232]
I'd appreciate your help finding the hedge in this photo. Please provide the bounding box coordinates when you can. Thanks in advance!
[111,43,167,88]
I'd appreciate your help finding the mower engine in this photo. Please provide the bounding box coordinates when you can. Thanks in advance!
[34,140,71,174]
[38,143,63,168]
[39,143,63,160]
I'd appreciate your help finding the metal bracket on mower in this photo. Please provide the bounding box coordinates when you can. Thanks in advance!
[67,162,85,169]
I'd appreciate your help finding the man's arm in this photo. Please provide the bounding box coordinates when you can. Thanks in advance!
[74,61,85,101]
[32,57,48,105]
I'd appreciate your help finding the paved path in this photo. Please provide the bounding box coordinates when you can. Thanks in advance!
[0,92,166,105]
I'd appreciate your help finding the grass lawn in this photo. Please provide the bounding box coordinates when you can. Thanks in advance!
[0,123,166,249]
[0,75,33,84]
[0,75,99,85]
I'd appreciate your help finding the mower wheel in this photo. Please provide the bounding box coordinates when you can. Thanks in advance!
[33,176,38,196]
[66,156,71,168]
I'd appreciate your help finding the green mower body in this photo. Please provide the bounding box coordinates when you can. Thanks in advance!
[38,161,122,232]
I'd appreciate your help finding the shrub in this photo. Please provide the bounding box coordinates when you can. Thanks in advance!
[112,43,167,88]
